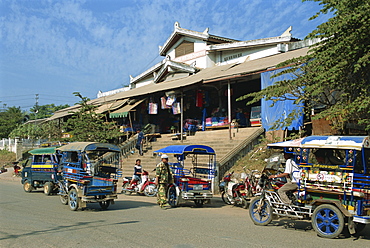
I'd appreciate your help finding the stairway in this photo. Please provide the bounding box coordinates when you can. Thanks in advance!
[120,127,263,177]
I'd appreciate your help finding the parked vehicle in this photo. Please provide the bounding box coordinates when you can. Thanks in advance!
[57,142,120,211]
[249,136,370,239]
[21,147,60,195]
[154,145,217,207]
[220,170,261,208]
[122,170,157,197]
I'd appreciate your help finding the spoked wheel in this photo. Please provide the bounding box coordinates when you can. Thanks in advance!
[43,182,53,195]
[68,188,80,211]
[23,180,33,193]
[60,195,68,205]
[167,185,178,208]
[121,183,132,195]
[99,200,110,210]
[249,197,273,226]
[194,199,205,208]
[144,184,157,197]
[312,204,344,239]
[221,192,232,205]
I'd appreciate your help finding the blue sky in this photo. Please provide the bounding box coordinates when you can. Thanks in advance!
[0,0,331,110]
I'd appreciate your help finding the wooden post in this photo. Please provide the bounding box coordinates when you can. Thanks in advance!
[228,81,232,140]
[180,91,184,142]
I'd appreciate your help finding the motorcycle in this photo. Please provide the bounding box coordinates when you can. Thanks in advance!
[122,170,157,197]
[220,170,261,208]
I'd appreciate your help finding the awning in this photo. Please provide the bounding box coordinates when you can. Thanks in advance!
[95,99,128,114]
[109,99,145,118]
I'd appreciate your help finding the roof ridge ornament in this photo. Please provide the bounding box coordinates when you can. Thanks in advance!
[203,27,209,34]
[281,26,292,37]
[174,21,180,29]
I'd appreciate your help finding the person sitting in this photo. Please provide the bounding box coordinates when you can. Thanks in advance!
[314,149,343,165]
[128,159,142,188]
[268,152,300,205]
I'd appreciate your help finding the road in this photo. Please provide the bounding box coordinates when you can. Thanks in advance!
[0,178,369,248]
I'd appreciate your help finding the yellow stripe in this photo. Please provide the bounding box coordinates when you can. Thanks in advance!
[32,164,54,168]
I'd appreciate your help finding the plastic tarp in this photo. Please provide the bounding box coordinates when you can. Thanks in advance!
[261,68,303,131]
[29,147,57,155]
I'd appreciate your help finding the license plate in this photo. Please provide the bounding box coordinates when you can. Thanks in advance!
[193,185,203,191]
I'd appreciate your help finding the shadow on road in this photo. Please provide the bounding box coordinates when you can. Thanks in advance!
[0,219,139,241]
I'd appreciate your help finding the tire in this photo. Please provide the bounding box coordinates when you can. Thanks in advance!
[121,183,132,195]
[99,200,110,210]
[23,180,33,193]
[60,195,68,205]
[354,223,366,235]
[194,199,205,208]
[312,204,344,239]
[68,188,80,211]
[144,184,157,197]
[167,185,178,208]
[43,182,53,196]
[221,192,232,205]
[249,197,273,226]
[242,198,250,209]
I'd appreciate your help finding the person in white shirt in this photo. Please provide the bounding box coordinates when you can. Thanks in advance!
[269,152,299,204]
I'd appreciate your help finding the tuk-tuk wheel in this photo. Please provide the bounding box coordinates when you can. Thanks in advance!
[167,185,178,208]
[43,182,53,196]
[99,201,110,210]
[60,195,68,205]
[312,204,344,239]
[68,188,80,211]
[194,199,205,207]
[23,180,33,193]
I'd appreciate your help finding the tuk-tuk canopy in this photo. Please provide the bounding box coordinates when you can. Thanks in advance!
[154,145,215,155]
[268,136,369,151]
[57,142,120,152]
[29,147,57,155]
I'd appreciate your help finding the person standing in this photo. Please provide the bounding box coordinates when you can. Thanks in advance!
[135,129,144,156]
[268,152,300,204]
[155,154,173,208]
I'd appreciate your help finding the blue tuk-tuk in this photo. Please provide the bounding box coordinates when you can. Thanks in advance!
[249,136,370,238]
[154,145,216,207]
[21,147,60,195]
[57,142,120,211]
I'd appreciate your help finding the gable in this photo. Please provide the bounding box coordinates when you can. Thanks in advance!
[175,40,194,58]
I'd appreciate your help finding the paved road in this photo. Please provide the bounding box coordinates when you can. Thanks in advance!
[0,178,369,248]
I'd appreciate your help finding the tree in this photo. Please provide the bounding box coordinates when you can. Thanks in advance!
[29,104,70,120]
[238,0,370,133]
[0,106,24,138]
[64,92,121,143]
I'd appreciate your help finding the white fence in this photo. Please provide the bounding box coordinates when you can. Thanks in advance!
[0,138,46,159]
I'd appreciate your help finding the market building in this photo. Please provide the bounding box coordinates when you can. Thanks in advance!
[49,22,317,137]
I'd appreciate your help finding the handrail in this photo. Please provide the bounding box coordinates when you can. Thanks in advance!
[217,127,264,184]
[118,133,139,160]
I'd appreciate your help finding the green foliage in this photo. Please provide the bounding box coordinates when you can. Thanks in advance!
[9,121,62,140]
[0,149,16,165]
[237,0,370,133]
[0,106,24,138]
[29,104,69,120]
[64,92,121,143]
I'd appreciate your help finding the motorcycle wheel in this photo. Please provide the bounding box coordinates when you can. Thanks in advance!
[121,183,132,195]
[60,195,68,205]
[144,184,157,197]
[312,204,344,239]
[221,192,232,205]
[249,197,273,226]
[242,198,250,209]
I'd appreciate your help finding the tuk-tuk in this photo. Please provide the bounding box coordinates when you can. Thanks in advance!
[21,147,60,195]
[57,142,120,211]
[154,145,216,207]
[249,136,370,238]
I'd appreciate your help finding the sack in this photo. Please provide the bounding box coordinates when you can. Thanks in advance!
[148,103,158,114]
[172,102,181,115]
[166,95,176,106]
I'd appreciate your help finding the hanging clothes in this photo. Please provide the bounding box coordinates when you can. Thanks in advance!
[166,95,176,107]
[196,90,203,107]
[148,102,158,114]
[161,97,170,109]
[172,102,181,115]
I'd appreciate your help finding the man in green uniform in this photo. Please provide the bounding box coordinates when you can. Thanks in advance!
[155,154,173,208]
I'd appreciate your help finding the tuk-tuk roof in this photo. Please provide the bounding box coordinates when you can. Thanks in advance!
[28,147,57,155]
[154,145,215,155]
[57,142,120,152]
[268,136,369,151]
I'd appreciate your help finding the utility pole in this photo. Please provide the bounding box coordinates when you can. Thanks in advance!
[35,94,39,120]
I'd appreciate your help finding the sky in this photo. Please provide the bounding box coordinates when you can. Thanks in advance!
[0,0,331,111]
